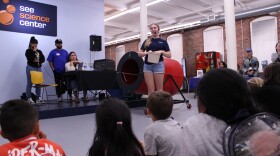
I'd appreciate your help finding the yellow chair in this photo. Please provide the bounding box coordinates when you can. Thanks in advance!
[30,71,57,102]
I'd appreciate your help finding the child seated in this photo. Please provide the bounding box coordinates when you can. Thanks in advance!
[182,69,253,156]
[0,99,66,156]
[144,91,184,156]
[88,98,145,156]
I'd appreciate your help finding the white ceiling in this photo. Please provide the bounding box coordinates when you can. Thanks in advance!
[104,0,280,45]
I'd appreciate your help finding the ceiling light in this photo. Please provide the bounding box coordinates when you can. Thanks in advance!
[105,21,201,46]
[105,0,165,22]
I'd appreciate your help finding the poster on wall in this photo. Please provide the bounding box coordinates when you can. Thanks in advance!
[0,0,57,36]
[196,52,220,73]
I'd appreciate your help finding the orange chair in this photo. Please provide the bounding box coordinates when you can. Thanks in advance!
[30,71,57,102]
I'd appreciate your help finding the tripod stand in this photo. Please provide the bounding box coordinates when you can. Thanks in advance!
[163,74,191,109]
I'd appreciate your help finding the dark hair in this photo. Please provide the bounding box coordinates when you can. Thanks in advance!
[219,61,227,68]
[197,68,253,123]
[146,91,173,120]
[252,86,280,115]
[0,99,38,141]
[28,36,38,48]
[67,51,78,62]
[88,98,145,156]
[263,62,280,87]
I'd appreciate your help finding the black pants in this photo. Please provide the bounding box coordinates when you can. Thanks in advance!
[53,71,72,97]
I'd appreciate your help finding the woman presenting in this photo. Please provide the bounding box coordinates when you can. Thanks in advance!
[138,23,171,95]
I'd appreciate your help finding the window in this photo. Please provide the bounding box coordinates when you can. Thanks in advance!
[250,16,278,72]
[203,26,224,60]
[167,34,183,64]
[115,45,125,69]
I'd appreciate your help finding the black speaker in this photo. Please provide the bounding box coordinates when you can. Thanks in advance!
[90,35,102,51]
[94,59,115,71]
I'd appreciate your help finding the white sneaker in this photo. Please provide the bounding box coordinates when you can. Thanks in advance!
[58,97,62,102]
[71,94,75,101]
[36,97,45,104]
[27,98,35,104]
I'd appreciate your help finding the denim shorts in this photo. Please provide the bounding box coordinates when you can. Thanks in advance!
[143,61,165,73]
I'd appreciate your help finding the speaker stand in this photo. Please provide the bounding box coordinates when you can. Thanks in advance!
[163,74,191,109]
[90,51,96,69]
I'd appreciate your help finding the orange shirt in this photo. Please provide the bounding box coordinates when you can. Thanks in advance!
[0,135,66,156]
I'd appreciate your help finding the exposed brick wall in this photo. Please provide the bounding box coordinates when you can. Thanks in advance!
[278,12,280,43]
[105,13,280,78]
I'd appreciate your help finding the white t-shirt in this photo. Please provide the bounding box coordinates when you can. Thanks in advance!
[182,113,227,156]
[144,118,184,156]
[65,62,76,72]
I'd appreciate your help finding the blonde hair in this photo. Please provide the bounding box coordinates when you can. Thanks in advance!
[144,23,160,49]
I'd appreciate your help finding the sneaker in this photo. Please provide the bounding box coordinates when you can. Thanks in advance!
[27,98,35,104]
[71,94,75,101]
[83,97,89,102]
[36,97,45,104]
[58,97,62,102]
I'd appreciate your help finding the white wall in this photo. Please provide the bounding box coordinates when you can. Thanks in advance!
[0,0,104,103]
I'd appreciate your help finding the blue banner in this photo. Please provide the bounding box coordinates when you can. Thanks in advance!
[0,0,57,36]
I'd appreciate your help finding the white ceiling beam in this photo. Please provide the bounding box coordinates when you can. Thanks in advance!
[154,3,224,24]
[197,0,213,6]
[147,9,169,20]
[104,2,127,11]
[106,21,139,32]
[163,1,207,17]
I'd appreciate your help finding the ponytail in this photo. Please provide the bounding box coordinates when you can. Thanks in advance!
[144,38,151,50]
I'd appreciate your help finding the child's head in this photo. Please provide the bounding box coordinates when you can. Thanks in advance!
[219,61,227,68]
[263,62,280,87]
[89,97,144,156]
[252,86,280,115]
[0,99,39,141]
[95,98,133,138]
[197,68,253,123]
[247,77,264,92]
[146,91,173,120]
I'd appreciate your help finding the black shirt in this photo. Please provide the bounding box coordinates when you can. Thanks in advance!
[141,38,170,64]
[25,48,45,67]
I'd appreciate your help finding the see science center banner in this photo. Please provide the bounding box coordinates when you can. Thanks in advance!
[0,0,57,36]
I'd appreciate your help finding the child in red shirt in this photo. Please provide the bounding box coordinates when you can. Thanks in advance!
[0,99,66,156]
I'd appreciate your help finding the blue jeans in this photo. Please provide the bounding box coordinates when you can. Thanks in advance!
[26,65,42,99]
[143,61,165,73]
[71,80,77,91]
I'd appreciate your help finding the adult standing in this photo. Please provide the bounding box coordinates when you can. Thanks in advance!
[271,42,280,63]
[25,36,45,104]
[242,48,259,77]
[47,39,68,102]
[138,23,171,95]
